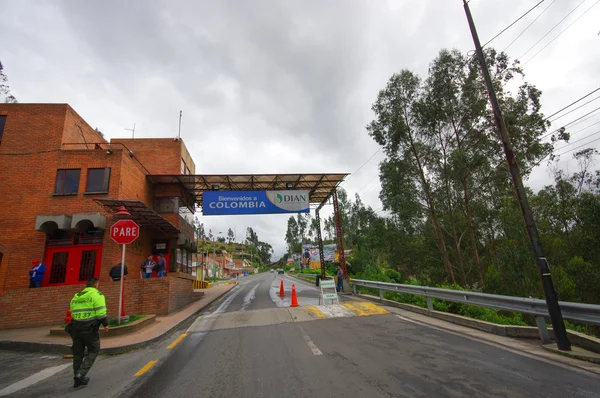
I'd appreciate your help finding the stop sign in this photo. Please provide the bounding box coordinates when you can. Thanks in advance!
[110,219,140,245]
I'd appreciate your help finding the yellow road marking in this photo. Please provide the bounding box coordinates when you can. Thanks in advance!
[134,360,157,376]
[167,333,187,349]
[342,302,388,316]
[304,306,327,319]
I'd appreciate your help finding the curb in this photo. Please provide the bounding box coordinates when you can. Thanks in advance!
[542,344,600,365]
[0,284,237,356]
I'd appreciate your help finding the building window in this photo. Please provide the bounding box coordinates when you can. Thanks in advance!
[78,250,97,281]
[185,167,191,175]
[55,169,81,195]
[181,158,186,174]
[86,168,111,193]
[0,115,6,144]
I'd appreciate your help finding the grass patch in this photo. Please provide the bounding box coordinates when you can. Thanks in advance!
[108,314,145,327]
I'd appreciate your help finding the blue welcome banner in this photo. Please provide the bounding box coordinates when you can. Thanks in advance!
[202,190,310,215]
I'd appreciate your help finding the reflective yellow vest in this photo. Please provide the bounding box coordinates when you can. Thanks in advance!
[70,287,107,323]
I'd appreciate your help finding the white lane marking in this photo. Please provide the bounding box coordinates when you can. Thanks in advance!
[241,283,260,311]
[214,285,243,314]
[298,325,322,356]
[187,286,243,332]
[314,304,355,318]
[0,364,70,397]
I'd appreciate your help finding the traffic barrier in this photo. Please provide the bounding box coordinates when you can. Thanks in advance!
[290,284,299,307]
[193,280,214,289]
[279,280,285,297]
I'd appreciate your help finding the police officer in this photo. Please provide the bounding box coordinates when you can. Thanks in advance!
[69,277,109,388]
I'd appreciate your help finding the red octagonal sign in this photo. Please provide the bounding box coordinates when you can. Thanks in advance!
[110,219,140,245]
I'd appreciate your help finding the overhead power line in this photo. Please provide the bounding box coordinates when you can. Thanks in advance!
[504,0,556,52]
[518,0,587,60]
[569,119,600,135]
[341,148,381,186]
[356,174,378,195]
[523,0,600,66]
[482,0,546,48]
[549,94,600,123]
[456,1,551,71]
[555,136,600,157]
[553,129,600,152]
[542,105,600,139]
[545,87,600,120]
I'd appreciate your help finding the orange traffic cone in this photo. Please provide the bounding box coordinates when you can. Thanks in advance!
[279,280,285,297]
[290,284,299,307]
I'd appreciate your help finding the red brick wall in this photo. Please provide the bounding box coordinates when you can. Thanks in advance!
[168,277,194,313]
[0,148,128,290]
[0,276,194,330]
[61,105,106,149]
[0,103,67,153]
[111,138,184,175]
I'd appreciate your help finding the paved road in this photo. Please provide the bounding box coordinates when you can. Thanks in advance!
[3,272,600,397]
[132,273,600,398]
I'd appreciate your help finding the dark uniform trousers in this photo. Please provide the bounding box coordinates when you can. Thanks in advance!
[71,323,101,377]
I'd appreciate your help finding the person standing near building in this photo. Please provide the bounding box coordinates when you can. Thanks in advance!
[140,254,156,279]
[28,259,46,288]
[336,265,343,293]
[69,277,108,388]
[155,253,167,278]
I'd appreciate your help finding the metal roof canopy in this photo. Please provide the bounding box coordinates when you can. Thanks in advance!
[148,173,349,207]
[94,198,181,235]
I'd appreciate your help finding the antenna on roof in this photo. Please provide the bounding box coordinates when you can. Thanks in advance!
[177,110,182,140]
[125,123,136,139]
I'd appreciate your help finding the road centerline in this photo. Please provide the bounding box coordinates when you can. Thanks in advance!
[167,333,188,349]
[134,360,158,377]
[298,325,322,356]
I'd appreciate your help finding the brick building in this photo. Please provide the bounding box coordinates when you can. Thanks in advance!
[0,103,199,329]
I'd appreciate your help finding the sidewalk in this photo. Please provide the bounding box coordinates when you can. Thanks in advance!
[0,283,237,355]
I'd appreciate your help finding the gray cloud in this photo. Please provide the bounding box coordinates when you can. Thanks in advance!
[2,0,599,257]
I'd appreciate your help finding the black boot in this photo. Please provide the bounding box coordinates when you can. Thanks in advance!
[74,374,89,388]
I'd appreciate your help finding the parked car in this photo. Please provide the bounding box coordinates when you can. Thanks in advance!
[278,269,284,275]
[269,269,274,273]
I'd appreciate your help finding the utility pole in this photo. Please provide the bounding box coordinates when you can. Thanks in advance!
[463,0,570,351]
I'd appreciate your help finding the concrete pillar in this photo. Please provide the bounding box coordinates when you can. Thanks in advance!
[535,316,552,344]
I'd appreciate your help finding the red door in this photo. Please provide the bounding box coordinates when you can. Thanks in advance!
[43,245,102,286]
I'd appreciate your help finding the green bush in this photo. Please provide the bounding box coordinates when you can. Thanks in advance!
[108,314,145,327]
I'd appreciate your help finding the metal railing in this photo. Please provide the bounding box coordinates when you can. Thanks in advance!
[350,279,600,344]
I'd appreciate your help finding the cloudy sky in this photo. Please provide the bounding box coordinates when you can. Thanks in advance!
[2,0,599,259]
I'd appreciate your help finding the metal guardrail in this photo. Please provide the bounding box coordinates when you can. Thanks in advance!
[351,278,600,344]
[294,273,317,280]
